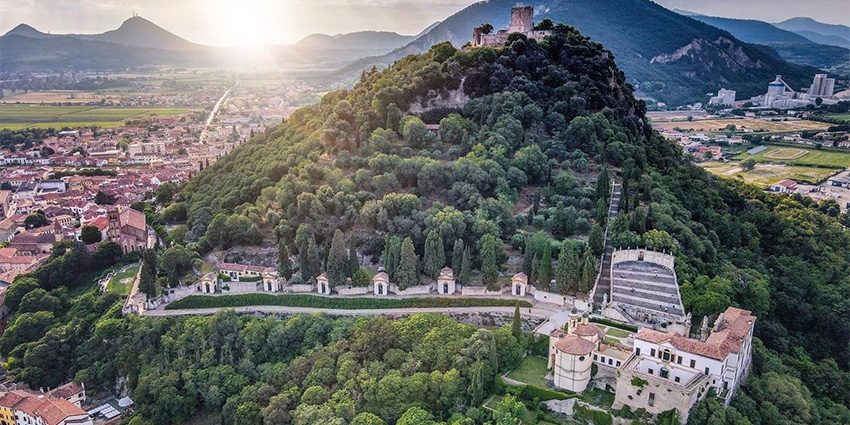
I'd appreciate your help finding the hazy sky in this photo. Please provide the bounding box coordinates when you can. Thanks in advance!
[1,0,847,46]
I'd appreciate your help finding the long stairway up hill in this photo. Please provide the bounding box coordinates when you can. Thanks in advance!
[593,183,621,306]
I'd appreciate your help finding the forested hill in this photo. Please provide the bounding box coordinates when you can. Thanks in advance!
[2,22,850,425]
[332,0,820,106]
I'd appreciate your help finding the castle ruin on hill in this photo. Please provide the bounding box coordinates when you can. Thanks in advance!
[471,5,553,47]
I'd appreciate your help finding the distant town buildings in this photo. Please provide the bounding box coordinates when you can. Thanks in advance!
[708,88,736,106]
[809,73,835,98]
[0,390,92,425]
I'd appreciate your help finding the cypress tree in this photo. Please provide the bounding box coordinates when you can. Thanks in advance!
[278,240,293,281]
[458,247,471,285]
[396,237,418,289]
[530,253,539,284]
[422,229,445,279]
[300,238,321,282]
[596,167,610,202]
[327,229,349,288]
[538,243,552,288]
[481,235,500,289]
[555,242,579,294]
[348,239,359,275]
[512,303,522,339]
[589,224,604,257]
[522,238,534,276]
[384,235,401,281]
[580,249,597,294]
[138,249,158,298]
[452,239,465,272]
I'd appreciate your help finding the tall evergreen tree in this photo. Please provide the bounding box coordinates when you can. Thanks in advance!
[384,235,402,281]
[396,237,418,289]
[278,240,293,281]
[138,249,158,299]
[521,238,534,276]
[458,247,471,285]
[422,229,446,279]
[452,239,465,272]
[538,243,552,288]
[512,304,522,339]
[555,243,579,294]
[480,234,500,289]
[580,249,597,294]
[300,238,321,282]
[348,239,359,275]
[588,224,604,257]
[327,229,349,288]
[530,253,540,284]
[595,167,610,202]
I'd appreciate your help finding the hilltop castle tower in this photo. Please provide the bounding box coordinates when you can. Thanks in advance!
[471,5,552,48]
[508,5,534,33]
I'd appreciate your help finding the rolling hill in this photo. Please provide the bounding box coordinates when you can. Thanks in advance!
[774,17,850,47]
[330,0,822,106]
[70,16,202,51]
[684,15,850,76]
[295,31,416,52]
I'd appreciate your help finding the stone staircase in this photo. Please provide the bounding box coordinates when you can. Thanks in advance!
[592,183,621,306]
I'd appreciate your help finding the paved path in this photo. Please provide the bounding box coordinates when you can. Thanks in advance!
[143,305,559,318]
[593,182,621,306]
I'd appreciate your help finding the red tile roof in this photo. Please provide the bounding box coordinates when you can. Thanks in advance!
[554,335,597,355]
[636,307,756,360]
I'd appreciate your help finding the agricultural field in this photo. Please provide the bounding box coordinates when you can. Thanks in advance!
[650,117,830,134]
[0,104,198,130]
[734,145,850,168]
[701,161,839,186]
[824,114,850,123]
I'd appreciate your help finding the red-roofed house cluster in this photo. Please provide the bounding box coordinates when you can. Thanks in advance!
[0,388,92,425]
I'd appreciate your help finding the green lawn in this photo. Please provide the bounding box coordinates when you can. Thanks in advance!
[0,104,197,130]
[506,356,550,388]
[106,266,139,295]
[825,114,850,123]
[580,388,615,409]
[702,161,839,186]
[734,145,850,168]
[604,327,630,338]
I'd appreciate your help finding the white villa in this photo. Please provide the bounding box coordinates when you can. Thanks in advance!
[547,306,757,424]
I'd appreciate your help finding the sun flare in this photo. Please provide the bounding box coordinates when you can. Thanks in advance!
[209,0,291,46]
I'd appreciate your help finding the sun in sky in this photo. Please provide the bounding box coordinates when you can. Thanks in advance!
[208,0,294,46]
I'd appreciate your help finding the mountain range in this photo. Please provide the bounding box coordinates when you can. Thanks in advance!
[0,17,429,72]
[1,2,842,106]
[333,0,824,106]
[678,13,849,76]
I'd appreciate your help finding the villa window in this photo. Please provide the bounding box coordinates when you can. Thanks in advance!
[662,350,670,361]
[635,347,641,356]
[579,356,585,361]
[648,368,654,375]
[608,358,613,365]
[594,354,598,361]
[651,348,656,357]
[648,392,655,406]
[675,376,681,383]
[705,367,710,375]
[677,357,683,365]
[690,359,696,368]
[660,368,669,379]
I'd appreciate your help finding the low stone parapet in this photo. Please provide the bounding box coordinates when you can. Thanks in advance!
[286,284,314,293]
[337,285,371,296]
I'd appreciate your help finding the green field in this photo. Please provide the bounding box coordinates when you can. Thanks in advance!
[505,356,550,388]
[825,114,850,123]
[0,104,197,130]
[702,161,838,186]
[735,145,850,168]
[106,266,139,295]
[165,293,532,310]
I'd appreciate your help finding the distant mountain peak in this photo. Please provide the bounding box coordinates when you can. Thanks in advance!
[4,23,53,38]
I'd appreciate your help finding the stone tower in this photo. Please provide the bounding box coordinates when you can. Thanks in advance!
[508,5,534,33]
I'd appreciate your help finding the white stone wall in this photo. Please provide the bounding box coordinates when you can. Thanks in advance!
[337,286,371,296]
[612,249,675,270]
[391,283,434,296]
[534,290,565,306]
[461,285,508,296]
[286,284,314,293]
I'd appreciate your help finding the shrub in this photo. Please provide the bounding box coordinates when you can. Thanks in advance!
[239,275,262,282]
